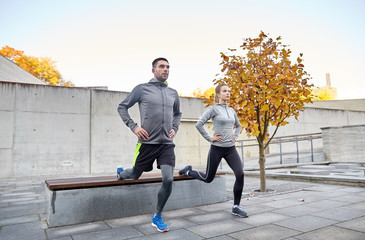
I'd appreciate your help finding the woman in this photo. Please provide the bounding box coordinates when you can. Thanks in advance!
[179,83,248,218]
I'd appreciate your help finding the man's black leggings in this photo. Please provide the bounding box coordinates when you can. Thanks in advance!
[189,145,244,205]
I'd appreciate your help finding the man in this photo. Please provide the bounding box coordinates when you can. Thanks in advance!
[117,57,181,232]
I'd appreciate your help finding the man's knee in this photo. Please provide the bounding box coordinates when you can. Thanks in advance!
[130,168,143,180]
[162,175,173,184]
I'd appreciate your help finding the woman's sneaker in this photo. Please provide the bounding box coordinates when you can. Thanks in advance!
[232,205,248,218]
[117,166,124,180]
[179,165,192,176]
[151,213,169,232]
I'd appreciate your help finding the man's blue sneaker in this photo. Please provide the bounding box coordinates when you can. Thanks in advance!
[151,213,169,232]
[117,166,124,180]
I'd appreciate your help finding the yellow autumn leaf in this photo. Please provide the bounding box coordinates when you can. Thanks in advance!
[262,104,269,111]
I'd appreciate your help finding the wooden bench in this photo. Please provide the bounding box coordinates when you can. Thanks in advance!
[45,172,227,227]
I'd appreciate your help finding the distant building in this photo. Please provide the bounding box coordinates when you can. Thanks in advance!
[0,55,46,85]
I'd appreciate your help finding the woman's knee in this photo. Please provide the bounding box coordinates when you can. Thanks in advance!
[235,171,244,180]
[204,177,215,183]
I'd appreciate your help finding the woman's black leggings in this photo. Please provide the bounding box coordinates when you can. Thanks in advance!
[189,145,244,205]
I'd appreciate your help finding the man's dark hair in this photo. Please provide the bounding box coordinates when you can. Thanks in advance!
[152,57,169,68]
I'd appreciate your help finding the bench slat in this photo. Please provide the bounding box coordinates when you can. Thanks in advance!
[46,172,225,191]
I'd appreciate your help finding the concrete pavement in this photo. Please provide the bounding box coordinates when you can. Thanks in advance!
[1,173,365,240]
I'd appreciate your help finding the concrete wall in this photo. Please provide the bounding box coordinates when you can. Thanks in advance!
[0,83,91,177]
[1,81,365,178]
[307,99,365,112]
[322,125,365,162]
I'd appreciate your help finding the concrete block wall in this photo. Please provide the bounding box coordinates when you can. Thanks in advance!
[322,125,365,162]
[0,83,15,178]
[90,90,139,173]
[0,83,92,177]
[1,81,365,178]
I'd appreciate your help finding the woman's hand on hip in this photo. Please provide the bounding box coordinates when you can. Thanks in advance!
[210,133,222,142]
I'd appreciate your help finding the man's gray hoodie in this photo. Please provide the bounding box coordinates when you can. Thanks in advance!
[118,78,182,144]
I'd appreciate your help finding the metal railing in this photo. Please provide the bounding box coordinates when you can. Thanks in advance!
[233,133,323,168]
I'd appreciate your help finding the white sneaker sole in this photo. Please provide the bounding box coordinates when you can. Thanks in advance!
[151,222,169,232]
[232,212,248,218]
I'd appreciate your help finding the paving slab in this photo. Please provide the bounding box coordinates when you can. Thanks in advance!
[8,199,44,206]
[187,219,252,238]
[261,197,306,208]
[238,197,272,206]
[1,204,44,218]
[275,215,338,232]
[310,207,365,221]
[1,191,38,197]
[0,220,48,240]
[301,199,348,210]
[228,224,301,240]
[71,226,143,240]
[0,214,39,226]
[1,196,38,204]
[272,204,324,217]
[134,218,195,235]
[162,207,207,218]
[331,194,365,203]
[208,236,236,240]
[236,212,291,226]
[0,202,8,208]
[129,229,203,240]
[184,210,235,224]
[336,186,365,193]
[311,189,350,198]
[294,226,365,240]
[46,221,111,239]
[336,216,365,232]
[195,202,233,212]
[241,203,274,215]
[48,237,72,240]
[343,201,365,211]
[104,214,151,228]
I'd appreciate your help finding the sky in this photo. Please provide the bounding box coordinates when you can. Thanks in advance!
[1,0,365,99]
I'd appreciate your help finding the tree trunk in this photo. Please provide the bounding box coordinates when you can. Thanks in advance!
[258,142,266,192]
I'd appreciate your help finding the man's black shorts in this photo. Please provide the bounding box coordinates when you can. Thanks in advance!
[133,143,175,172]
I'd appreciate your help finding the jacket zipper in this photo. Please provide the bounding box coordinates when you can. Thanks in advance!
[159,84,165,142]
[224,105,230,118]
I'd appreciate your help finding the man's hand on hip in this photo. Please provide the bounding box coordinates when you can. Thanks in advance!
[134,127,149,140]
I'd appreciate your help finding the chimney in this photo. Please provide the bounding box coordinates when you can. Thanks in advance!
[326,73,331,87]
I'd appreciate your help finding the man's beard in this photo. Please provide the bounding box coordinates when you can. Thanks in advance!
[156,76,168,82]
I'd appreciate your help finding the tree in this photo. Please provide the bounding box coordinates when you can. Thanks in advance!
[0,45,73,87]
[206,32,313,192]
[311,86,337,101]
[191,87,215,99]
